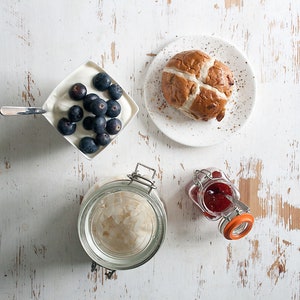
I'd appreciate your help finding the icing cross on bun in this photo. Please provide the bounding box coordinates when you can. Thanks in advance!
[161,50,234,121]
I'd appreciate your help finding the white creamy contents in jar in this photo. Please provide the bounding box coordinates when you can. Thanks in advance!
[91,191,157,256]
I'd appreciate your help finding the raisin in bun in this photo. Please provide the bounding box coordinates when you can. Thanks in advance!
[161,50,234,121]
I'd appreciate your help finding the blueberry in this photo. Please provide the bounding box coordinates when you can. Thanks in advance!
[83,93,100,112]
[108,83,123,100]
[95,131,111,146]
[69,83,87,100]
[93,116,107,134]
[68,105,83,122]
[79,137,99,154]
[90,98,107,116]
[106,118,122,135]
[82,116,95,130]
[106,99,121,118]
[57,117,76,135]
[92,72,111,91]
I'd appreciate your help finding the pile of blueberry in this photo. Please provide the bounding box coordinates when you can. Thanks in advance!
[57,72,123,155]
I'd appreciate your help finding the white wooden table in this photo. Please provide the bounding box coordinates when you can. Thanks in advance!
[1,1,300,299]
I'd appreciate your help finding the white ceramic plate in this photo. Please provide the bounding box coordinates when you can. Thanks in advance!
[144,35,256,147]
[43,61,139,159]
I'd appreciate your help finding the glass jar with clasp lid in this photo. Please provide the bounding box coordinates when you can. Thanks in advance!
[78,163,167,271]
[186,168,254,240]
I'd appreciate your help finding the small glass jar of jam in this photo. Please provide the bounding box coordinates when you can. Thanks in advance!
[186,168,254,240]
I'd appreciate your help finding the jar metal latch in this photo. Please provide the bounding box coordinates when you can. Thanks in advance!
[193,169,213,188]
[127,163,157,194]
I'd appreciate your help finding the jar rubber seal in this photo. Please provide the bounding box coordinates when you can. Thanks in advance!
[222,213,254,240]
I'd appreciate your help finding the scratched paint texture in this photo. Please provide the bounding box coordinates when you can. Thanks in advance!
[0,0,299,299]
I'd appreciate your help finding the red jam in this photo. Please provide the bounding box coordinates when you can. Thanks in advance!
[212,170,222,178]
[203,182,233,213]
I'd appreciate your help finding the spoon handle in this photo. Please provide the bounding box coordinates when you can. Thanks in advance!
[0,106,47,116]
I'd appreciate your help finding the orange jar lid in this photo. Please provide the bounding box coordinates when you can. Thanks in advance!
[222,213,254,240]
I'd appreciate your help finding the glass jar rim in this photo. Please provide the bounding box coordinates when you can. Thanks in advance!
[218,212,254,240]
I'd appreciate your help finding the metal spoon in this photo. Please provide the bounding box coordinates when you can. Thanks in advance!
[225,194,250,212]
[0,106,47,116]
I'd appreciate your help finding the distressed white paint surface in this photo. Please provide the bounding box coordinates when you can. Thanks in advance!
[0,0,300,299]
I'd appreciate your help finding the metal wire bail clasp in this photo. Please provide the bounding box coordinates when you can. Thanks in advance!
[193,169,213,189]
[127,163,157,194]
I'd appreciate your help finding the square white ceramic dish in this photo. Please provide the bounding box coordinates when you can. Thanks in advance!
[43,61,139,159]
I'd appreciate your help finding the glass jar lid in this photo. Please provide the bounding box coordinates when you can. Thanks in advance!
[218,211,254,240]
